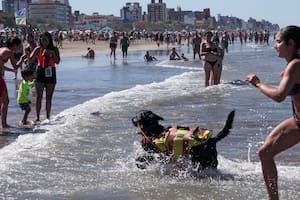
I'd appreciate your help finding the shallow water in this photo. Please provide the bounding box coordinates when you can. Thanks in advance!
[1,41,300,199]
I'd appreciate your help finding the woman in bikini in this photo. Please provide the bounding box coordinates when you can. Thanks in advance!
[246,26,300,200]
[200,31,219,87]
[0,37,22,128]
[212,36,225,85]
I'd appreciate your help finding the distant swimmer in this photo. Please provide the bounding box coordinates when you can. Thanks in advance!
[83,47,95,59]
[144,51,157,62]
[169,47,181,60]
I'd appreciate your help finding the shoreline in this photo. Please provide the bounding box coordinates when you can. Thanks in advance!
[0,39,175,138]
[58,39,164,58]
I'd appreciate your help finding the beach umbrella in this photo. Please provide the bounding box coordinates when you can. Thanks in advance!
[100,26,112,32]
[48,29,58,34]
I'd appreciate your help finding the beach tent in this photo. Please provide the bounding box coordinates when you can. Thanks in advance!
[82,23,101,31]
[48,29,59,34]
[100,26,112,32]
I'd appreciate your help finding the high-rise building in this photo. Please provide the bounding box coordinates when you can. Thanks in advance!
[2,0,31,15]
[31,0,69,5]
[168,6,184,23]
[147,0,167,23]
[120,2,142,22]
[28,0,71,28]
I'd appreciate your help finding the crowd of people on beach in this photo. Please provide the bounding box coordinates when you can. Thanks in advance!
[2,23,300,200]
[81,26,300,200]
[0,25,274,129]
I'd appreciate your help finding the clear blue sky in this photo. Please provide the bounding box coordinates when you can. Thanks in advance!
[69,0,300,28]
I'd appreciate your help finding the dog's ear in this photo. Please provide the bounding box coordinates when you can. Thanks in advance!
[143,111,164,121]
[132,110,164,127]
[132,110,147,127]
[137,110,164,121]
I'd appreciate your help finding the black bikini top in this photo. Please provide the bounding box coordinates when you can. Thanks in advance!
[202,43,217,53]
[289,84,300,96]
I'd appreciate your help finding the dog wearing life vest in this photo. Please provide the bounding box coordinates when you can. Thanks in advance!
[132,110,235,170]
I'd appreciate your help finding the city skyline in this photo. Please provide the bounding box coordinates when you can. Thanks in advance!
[69,0,300,28]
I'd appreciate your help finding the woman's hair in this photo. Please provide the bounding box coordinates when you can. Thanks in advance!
[205,31,213,36]
[39,31,60,64]
[280,26,300,49]
[6,37,21,48]
[26,33,34,41]
[39,31,55,50]
[212,36,220,43]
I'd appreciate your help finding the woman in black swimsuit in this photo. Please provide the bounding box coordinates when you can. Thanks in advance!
[200,31,219,87]
[212,36,225,85]
[246,26,300,200]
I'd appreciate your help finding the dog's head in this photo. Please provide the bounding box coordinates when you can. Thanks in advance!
[132,110,164,128]
[132,110,164,138]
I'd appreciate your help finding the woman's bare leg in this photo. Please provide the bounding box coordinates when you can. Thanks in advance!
[35,82,44,122]
[45,83,55,120]
[258,118,300,200]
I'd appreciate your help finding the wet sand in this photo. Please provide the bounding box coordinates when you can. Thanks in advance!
[59,39,161,58]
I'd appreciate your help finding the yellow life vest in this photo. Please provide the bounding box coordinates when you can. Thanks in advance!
[153,127,212,158]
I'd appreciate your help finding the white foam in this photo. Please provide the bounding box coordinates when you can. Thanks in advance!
[156,59,204,70]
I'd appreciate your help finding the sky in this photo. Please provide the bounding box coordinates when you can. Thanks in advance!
[69,0,300,28]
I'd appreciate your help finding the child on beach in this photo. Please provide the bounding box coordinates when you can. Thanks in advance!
[181,53,189,61]
[17,68,35,125]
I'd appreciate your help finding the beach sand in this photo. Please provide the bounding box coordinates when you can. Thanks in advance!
[59,39,161,58]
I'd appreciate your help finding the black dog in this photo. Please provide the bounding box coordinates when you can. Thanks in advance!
[132,110,235,170]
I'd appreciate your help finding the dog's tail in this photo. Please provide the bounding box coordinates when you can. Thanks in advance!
[214,110,235,143]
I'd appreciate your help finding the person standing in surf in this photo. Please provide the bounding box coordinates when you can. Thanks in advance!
[120,32,130,60]
[27,32,60,123]
[200,31,219,87]
[191,32,202,60]
[17,68,34,126]
[246,25,300,200]
[212,36,224,85]
[109,31,118,60]
[0,37,22,128]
